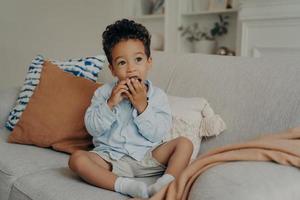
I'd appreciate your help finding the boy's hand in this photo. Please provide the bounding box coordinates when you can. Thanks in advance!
[107,80,129,109]
[123,78,148,114]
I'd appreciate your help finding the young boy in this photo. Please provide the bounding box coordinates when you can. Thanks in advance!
[68,19,193,199]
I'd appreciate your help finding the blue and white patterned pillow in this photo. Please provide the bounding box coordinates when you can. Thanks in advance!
[5,54,106,131]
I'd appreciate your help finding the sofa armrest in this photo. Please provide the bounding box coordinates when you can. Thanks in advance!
[0,87,20,129]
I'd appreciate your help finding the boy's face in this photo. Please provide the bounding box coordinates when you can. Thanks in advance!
[109,39,152,81]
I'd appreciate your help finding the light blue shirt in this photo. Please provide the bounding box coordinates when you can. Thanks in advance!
[84,80,172,161]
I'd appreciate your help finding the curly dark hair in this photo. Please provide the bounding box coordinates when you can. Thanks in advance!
[102,18,151,65]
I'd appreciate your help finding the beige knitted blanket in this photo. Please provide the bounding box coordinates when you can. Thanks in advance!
[134,127,300,200]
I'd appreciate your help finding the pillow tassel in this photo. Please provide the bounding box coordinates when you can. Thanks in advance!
[199,103,226,137]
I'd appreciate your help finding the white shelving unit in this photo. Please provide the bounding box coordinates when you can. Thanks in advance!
[125,0,239,54]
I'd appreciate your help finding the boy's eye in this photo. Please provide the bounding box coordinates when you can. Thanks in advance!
[118,60,126,66]
[135,57,143,62]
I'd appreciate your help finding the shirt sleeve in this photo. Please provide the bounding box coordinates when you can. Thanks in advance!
[133,89,172,143]
[84,85,117,137]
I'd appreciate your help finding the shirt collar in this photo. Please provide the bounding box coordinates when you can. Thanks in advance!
[144,79,153,99]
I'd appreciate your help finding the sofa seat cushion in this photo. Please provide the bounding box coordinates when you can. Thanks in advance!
[189,161,300,200]
[0,128,68,200]
[9,167,158,200]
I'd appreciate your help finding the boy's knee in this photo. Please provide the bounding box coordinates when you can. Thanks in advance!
[68,150,87,172]
[176,136,194,153]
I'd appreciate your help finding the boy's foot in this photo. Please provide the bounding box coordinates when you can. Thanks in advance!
[115,177,149,198]
[147,174,175,197]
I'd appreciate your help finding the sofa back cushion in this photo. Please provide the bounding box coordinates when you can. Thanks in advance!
[0,87,20,129]
[142,52,300,154]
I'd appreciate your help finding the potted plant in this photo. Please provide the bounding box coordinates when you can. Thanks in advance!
[178,15,229,54]
[210,15,229,38]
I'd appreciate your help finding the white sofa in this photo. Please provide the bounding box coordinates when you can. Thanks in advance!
[1,51,300,200]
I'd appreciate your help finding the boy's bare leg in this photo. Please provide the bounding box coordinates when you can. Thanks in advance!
[68,150,117,190]
[152,136,193,178]
[147,137,193,196]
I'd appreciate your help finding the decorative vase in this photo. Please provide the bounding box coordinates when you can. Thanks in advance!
[152,0,165,14]
[194,40,217,54]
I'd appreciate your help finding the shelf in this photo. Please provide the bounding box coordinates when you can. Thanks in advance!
[125,0,239,54]
[133,14,164,20]
[182,9,238,17]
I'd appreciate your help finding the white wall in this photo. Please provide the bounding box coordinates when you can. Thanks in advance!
[0,0,124,90]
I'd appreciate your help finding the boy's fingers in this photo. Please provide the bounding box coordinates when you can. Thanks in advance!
[114,80,127,90]
[123,90,133,101]
[127,80,136,95]
[114,84,128,93]
[133,78,146,93]
[131,78,142,91]
[116,88,128,96]
[119,85,129,90]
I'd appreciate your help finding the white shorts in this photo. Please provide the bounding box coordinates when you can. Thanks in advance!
[90,143,167,178]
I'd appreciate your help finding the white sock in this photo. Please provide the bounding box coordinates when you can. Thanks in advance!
[147,174,175,197]
[114,177,149,198]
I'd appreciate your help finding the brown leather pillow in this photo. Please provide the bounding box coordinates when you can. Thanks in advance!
[8,61,102,153]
